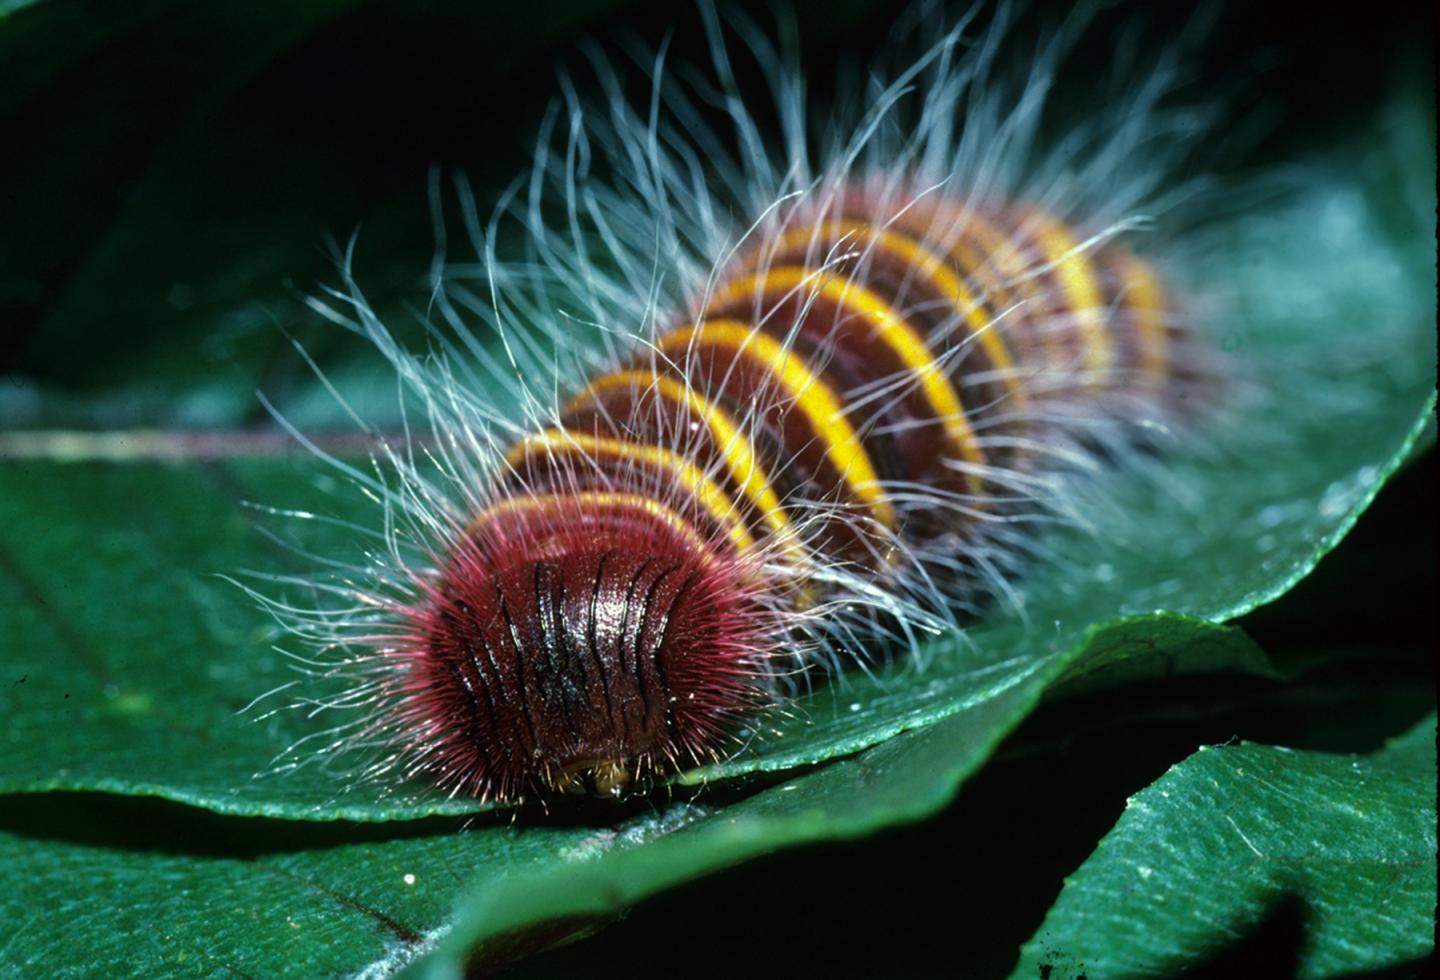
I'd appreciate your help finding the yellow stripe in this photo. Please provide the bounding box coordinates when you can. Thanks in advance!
[568,370,797,548]
[1112,251,1169,382]
[738,221,1026,407]
[467,491,715,563]
[934,208,1061,365]
[1021,211,1112,380]
[708,268,986,498]
[506,429,755,555]
[656,318,897,529]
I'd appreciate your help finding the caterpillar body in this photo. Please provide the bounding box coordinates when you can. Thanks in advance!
[415,196,1198,801]
[268,3,1233,806]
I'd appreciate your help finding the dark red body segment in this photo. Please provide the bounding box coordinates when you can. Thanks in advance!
[407,501,768,800]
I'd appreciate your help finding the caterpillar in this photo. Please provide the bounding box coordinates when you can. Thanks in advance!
[255,2,1281,807]
[406,191,1203,802]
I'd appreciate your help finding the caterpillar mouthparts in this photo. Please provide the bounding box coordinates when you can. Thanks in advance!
[259,3,1236,806]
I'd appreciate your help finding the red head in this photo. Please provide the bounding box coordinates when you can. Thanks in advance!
[399,495,772,801]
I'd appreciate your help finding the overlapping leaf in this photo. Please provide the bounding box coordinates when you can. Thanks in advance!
[1013,714,1437,979]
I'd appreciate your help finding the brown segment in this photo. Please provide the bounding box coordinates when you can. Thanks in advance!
[731,219,1019,419]
[500,431,755,557]
[880,196,1058,378]
[557,373,804,542]
[705,268,948,490]
[879,193,1178,402]
[1092,245,1189,396]
[650,321,894,563]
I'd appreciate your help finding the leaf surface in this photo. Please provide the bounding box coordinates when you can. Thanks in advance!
[1012,714,1437,979]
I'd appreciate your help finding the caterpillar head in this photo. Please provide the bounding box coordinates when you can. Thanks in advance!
[399,497,772,802]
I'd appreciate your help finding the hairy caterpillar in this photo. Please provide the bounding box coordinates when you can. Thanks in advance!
[394,188,1204,802]
[250,1,1349,807]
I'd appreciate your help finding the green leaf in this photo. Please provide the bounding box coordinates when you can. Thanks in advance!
[0,388,1428,818]
[0,637,1306,978]
[0,442,1278,818]
[0,654,1084,976]
[1012,713,1437,979]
